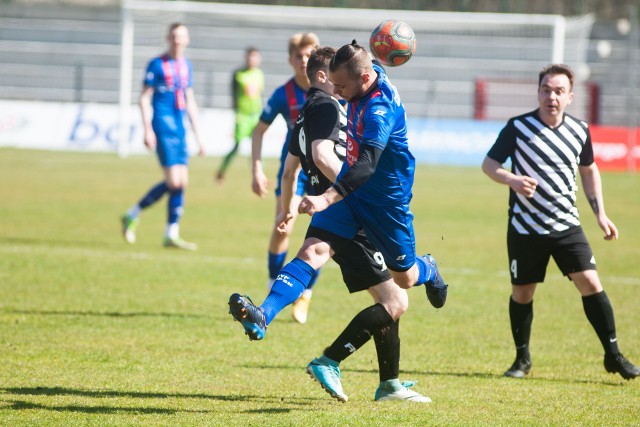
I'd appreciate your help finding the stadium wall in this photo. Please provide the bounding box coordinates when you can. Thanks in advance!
[1,100,637,171]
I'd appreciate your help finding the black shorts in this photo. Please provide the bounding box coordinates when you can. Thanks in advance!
[507,225,596,285]
[306,226,392,293]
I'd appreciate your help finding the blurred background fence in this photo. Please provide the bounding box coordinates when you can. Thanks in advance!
[0,0,638,126]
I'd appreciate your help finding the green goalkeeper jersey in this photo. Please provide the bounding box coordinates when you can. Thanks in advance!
[232,67,264,115]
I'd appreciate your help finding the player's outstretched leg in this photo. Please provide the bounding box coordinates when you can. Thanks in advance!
[228,293,267,341]
[306,356,348,402]
[604,353,640,380]
[374,380,431,403]
[421,254,448,308]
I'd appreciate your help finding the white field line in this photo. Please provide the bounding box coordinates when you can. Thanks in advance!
[1,243,639,285]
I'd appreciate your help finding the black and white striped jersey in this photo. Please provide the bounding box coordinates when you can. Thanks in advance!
[487,109,595,235]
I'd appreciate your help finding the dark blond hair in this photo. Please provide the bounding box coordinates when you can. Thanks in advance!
[288,32,320,56]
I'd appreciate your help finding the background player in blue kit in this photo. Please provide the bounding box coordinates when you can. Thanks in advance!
[250,32,321,323]
[229,46,430,402]
[121,22,204,251]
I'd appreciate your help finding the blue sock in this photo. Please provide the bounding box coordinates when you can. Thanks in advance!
[415,256,436,286]
[168,188,184,224]
[268,251,287,280]
[138,181,168,209]
[306,268,321,290]
[261,258,316,324]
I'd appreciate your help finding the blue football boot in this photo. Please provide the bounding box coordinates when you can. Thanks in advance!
[423,254,448,309]
[306,358,348,402]
[228,293,267,340]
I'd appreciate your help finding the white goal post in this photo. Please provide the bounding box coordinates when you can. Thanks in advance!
[118,0,593,157]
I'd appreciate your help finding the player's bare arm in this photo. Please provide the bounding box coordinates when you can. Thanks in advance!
[481,156,538,198]
[276,153,302,234]
[312,139,343,183]
[185,88,205,156]
[139,86,157,151]
[579,163,619,240]
[251,120,270,197]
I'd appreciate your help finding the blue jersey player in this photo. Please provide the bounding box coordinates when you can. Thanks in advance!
[293,41,448,296]
[229,46,431,403]
[250,32,321,324]
[121,23,205,250]
[231,43,448,340]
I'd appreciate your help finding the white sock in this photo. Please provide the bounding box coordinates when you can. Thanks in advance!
[127,205,142,219]
[166,222,179,239]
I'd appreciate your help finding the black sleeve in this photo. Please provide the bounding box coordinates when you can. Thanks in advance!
[332,144,383,198]
[486,120,516,163]
[288,116,303,158]
[579,125,595,166]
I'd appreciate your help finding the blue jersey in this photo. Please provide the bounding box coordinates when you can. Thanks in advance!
[260,78,307,163]
[144,54,193,135]
[338,63,415,205]
[311,64,418,270]
[143,54,193,166]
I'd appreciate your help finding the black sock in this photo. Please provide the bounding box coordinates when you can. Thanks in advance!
[509,297,533,360]
[324,303,394,363]
[582,291,619,356]
[373,319,400,382]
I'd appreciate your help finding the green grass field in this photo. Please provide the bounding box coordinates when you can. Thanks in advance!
[1,148,638,426]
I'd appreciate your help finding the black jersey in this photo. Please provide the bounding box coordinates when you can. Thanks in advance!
[289,87,346,195]
[487,109,594,235]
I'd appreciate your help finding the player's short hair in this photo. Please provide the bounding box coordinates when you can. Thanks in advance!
[329,40,372,78]
[288,32,320,56]
[307,46,336,82]
[539,64,575,90]
[246,46,259,55]
[167,22,187,33]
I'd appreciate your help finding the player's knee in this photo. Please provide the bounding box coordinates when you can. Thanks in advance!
[295,242,330,269]
[380,289,408,320]
[166,181,185,191]
[388,298,408,320]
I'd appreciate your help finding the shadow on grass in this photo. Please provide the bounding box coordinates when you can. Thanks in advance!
[3,399,296,415]
[1,386,256,401]
[0,386,315,414]
[4,309,205,319]
[4,400,197,415]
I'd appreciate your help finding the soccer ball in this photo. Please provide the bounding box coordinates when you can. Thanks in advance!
[369,20,417,67]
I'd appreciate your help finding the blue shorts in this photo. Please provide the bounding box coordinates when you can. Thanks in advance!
[275,159,313,197]
[153,117,188,167]
[310,194,417,271]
